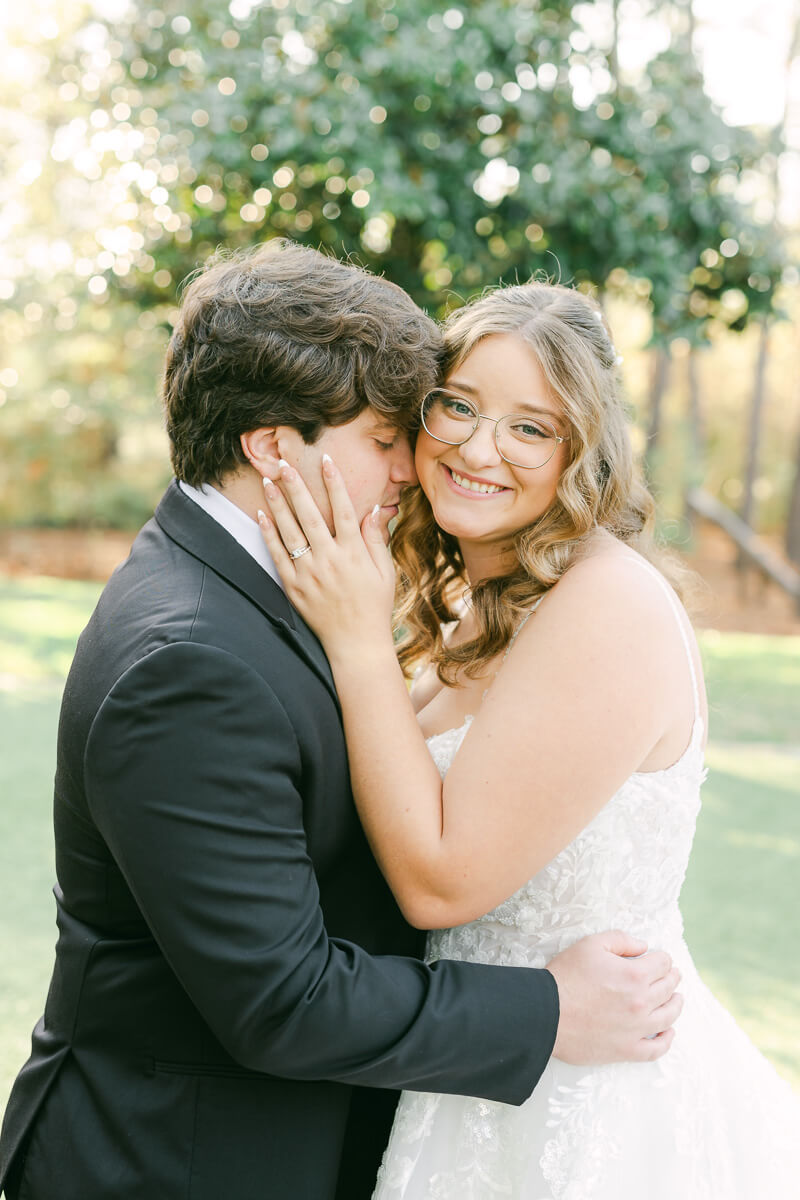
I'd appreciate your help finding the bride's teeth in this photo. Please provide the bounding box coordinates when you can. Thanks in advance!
[450,469,503,494]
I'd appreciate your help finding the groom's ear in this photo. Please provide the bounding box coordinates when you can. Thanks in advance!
[240,428,281,479]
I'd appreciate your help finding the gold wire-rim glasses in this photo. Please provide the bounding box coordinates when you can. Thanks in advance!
[421,388,565,470]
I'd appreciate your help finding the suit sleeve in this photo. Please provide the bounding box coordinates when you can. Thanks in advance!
[84,641,559,1105]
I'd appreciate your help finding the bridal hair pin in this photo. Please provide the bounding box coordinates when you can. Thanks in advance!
[593,308,624,366]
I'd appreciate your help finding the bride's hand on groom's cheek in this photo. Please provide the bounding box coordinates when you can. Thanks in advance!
[258,455,397,655]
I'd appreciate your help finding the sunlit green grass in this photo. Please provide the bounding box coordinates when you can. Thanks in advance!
[0,576,102,681]
[699,629,800,744]
[1,577,798,1113]
[0,578,102,1098]
[681,743,800,1086]
[0,688,61,1097]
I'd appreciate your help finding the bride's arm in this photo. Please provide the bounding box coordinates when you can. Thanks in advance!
[260,458,686,930]
[260,462,446,925]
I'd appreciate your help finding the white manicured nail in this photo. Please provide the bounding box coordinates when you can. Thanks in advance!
[278,458,290,469]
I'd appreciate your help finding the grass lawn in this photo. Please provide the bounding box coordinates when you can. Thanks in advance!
[1,575,799,1117]
[0,578,105,1103]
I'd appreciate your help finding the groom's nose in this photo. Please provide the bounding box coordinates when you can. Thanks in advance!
[391,438,418,485]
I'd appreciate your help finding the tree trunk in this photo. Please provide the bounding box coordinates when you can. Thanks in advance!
[646,346,670,469]
[786,430,800,567]
[686,347,705,472]
[609,0,619,87]
[781,4,800,571]
[743,0,800,535]
[739,317,770,534]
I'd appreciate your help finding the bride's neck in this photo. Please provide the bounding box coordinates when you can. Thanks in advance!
[458,541,516,587]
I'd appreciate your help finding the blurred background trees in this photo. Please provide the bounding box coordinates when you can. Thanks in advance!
[1,0,799,565]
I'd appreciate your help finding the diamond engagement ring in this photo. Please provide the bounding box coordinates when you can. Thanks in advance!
[288,544,312,560]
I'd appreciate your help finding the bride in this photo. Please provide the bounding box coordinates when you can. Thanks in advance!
[258,280,800,1197]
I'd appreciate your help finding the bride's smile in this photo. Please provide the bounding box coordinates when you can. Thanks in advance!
[442,464,511,496]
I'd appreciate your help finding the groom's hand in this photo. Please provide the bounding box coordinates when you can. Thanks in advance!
[548,931,682,1064]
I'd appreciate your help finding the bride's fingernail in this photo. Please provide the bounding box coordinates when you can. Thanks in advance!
[263,479,278,499]
[277,458,295,481]
[322,453,335,477]
[257,509,269,527]
[370,504,380,523]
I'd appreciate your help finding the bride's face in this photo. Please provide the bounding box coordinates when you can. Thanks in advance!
[414,333,569,565]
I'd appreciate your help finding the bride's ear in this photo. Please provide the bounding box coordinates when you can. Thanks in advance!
[240,428,281,481]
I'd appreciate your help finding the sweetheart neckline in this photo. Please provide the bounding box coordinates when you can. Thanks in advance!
[425,712,706,779]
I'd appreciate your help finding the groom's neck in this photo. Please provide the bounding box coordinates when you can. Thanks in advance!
[208,468,263,525]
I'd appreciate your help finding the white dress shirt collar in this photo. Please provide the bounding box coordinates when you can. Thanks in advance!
[178,480,284,592]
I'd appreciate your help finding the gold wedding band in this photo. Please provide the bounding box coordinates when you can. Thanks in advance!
[288,544,312,560]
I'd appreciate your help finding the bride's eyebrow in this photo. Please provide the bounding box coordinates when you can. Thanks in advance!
[515,401,564,424]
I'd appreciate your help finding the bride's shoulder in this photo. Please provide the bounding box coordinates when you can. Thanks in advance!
[537,539,684,636]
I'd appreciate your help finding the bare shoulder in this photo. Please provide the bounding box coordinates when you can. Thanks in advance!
[530,541,690,653]
[551,540,679,607]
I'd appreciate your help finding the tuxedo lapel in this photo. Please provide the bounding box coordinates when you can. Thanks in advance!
[290,609,336,687]
[154,482,338,705]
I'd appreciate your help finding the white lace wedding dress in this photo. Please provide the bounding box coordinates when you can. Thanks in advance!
[373,574,800,1199]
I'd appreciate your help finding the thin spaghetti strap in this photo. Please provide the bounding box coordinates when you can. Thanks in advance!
[623,557,701,722]
[501,596,545,664]
[482,596,545,700]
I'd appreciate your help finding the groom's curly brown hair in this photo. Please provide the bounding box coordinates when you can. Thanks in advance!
[164,239,444,487]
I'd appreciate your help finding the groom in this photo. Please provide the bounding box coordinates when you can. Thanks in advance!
[0,241,680,1200]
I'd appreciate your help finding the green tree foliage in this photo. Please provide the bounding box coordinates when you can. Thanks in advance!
[96,0,784,334]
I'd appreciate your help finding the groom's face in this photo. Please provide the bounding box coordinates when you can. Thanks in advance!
[276,408,417,539]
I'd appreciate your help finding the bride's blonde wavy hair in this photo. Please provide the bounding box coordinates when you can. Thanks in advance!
[393,280,678,684]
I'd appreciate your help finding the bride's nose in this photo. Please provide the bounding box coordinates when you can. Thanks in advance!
[457,418,503,471]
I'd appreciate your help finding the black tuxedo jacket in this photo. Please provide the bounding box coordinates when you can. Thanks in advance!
[0,482,558,1200]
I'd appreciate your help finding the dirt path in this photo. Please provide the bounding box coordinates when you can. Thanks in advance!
[1,522,799,636]
[0,527,135,585]
[681,524,800,636]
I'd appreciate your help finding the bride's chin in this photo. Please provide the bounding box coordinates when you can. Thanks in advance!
[425,495,505,541]
[432,515,493,541]
[426,505,463,533]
